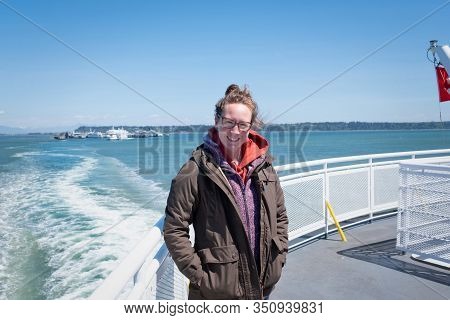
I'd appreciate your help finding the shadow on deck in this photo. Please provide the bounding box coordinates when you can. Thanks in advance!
[272,217,450,300]
[337,239,449,287]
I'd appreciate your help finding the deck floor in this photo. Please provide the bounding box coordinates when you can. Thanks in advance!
[271,216,450,300]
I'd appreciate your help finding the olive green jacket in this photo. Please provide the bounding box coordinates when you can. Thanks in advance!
[164,145,288,299]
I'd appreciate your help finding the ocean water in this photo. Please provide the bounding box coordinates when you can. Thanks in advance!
[1,129,450,299]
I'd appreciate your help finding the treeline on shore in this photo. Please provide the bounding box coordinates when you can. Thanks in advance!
[76,121,450,134]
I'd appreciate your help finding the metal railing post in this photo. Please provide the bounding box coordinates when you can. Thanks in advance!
[369,157,374,222]
[324,162,329,238]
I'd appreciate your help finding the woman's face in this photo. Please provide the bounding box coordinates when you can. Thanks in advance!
[215,103,252,155]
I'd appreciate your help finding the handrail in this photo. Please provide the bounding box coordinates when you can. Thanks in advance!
[90,217,165,299]
[89,148,450,300]
[285,154,450,179]
[274,148,450,172]
[400,160,450,172]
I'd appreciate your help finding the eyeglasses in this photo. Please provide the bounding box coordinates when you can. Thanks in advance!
[219,116,252,132]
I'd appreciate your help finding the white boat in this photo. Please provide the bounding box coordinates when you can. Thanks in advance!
[69,131,87,139]
[53,132,68,140]
[105,127,129,140]
[87,130,103,138]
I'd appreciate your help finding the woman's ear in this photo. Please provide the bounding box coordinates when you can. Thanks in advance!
[214,115,219,126]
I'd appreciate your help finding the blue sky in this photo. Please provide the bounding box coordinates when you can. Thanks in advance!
[0,0,449,131]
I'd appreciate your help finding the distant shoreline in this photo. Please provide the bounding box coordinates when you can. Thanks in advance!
[2,121,450,135]
[76,122,450,134]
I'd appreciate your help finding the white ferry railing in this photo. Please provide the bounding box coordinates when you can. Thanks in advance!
[397,160,450,264]
[90,216,189,300]
[277,149,450,247]
[89,148,450,300]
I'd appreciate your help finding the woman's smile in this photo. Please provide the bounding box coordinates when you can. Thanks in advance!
[226,135,240,143]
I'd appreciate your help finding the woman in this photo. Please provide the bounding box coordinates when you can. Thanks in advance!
[164,84,288,300]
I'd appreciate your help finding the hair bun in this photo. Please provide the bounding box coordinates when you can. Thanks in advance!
[225,84,240,95]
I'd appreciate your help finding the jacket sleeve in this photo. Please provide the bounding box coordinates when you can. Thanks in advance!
[274,171,289,260]
[163,160,203,286]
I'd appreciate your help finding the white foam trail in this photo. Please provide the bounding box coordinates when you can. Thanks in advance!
[54,157,119,222]
[0,151,167,299]
[0,168,43,299]
[104,157,168,209]
[12,150,82,159]
[0,219,11,298]
[47,156,165,299]
[11,151,44,158]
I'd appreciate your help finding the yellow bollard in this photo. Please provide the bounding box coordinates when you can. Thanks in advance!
[325,200,347,242]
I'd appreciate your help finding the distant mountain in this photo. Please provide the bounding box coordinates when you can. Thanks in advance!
[0,125,77,134]
[0,125,28,134]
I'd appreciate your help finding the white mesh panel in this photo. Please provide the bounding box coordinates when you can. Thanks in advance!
[328,169,369,216]
[397,164,450,263]
[282,176,324,234]
[154,257,188,300]
[373,165,399,207]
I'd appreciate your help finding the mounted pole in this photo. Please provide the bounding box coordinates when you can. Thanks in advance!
[325,200,347,242]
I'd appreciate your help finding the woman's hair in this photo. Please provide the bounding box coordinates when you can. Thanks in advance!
[215,84,262,128]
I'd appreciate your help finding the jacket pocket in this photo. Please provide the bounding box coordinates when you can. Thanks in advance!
[197,245,243,299]
[264,237,286,290]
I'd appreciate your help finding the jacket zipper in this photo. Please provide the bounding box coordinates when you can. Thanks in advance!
[256,178,271,293]
[239,181,252,241]
[238,177,262,299]
[203,153,267,299]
